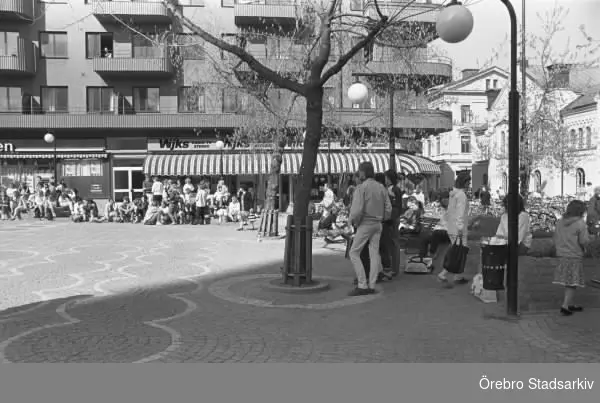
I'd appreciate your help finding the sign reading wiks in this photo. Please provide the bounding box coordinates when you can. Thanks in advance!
[0,142,15,152]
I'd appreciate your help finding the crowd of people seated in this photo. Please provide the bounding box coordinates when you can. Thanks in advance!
[0,175,258,230]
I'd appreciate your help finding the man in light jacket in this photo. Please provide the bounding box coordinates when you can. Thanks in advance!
[348,162,392,296]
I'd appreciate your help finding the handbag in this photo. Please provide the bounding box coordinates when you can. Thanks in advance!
[443,236,469,274]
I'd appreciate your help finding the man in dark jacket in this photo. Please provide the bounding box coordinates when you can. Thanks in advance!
[380,169,404,276]
[587,186,600,234]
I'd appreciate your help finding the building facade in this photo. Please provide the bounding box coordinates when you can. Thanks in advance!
[0,0,451,208]
[422,66,507,189]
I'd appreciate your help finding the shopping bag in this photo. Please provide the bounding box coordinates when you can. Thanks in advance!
[443,237,469,274]
[470,273,497,303]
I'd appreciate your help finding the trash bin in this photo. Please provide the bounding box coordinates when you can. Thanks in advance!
[481,242,507,290]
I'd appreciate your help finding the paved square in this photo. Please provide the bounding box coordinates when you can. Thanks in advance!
[0,219,599,362]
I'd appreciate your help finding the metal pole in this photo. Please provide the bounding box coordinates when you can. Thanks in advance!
[389,87,396,172]
[520,0,527,195]
[53,139,57,183]
[220,150,223,178]
[327,133,331,186]
[502,0,521,317]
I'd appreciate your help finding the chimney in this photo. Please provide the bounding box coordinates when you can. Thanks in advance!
[547,63,572,89]
[461,69,479,80]
[486,89,501,110]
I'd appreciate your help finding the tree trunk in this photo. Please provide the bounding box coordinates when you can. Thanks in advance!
[265,148,282,211]
[561,168,564,198]
[293,86,323,220]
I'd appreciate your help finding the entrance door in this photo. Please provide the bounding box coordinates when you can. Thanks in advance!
[113,167,144,202]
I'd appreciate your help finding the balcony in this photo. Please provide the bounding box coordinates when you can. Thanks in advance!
[0,39,35,77]
[237,57,302,74]
[234,0,301,27]
[326,108,452,131]
[0,0,34,21]
[93,47,174,77]
[87,0,173,24]
[353,55,452,87]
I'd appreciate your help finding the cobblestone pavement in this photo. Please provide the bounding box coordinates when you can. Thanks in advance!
[0,219,599,363]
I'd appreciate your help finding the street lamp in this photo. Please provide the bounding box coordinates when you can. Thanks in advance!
[215,140,225,178]
[44,132,57,184]
[437,0,520,316]
[348,81,397,173]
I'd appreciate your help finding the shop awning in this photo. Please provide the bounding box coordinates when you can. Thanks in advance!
[397,154,441,175]
[280,152,350,175]
[0,153,108,159]
[143,153,272,176]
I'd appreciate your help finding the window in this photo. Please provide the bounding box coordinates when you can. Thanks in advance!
[178,86,205,113]
[500,131,506,155]
[40,32,68,58]
[179,0,205,5]
[576,168,585,194]
[222,0,234,7]
[323,87,336,108]
[502,172,508,194]
[268,37,294,59]
[460,135,471,153]
[133,88,160,113]
[427,139,432,156]
[533,170,542,193]
[460,105,471,123]
[86,33,113,58]
[578,128,584,149]
[436,137,441,154]
[485,79,490,90]
[176,34,204,60]
[222,88,238,113]
[133,33,163,58]
[87,87,115,113]
[0,31,19,56]
[569,129,577,148]
[586,127,593,148]
[41,86,68,113]
[62,160,103,177]
[0,87,22,112]
[493,79,498,88]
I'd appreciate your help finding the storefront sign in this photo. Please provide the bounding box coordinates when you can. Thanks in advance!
[90,184,103,193]
[0,142,15,152]
[148,138,213,152]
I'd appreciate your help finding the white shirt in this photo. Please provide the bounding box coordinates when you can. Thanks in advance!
[495,212,532,248]
[152,181,164,195]
[6,188,16,198]
[183,184,195,194]
[322,189,334,208]
[414,191,425,205]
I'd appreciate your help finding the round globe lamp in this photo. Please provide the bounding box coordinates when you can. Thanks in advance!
[215,140,225,150]
[43,133,55,144]
[347,82,369,104]
[436,2,474,44]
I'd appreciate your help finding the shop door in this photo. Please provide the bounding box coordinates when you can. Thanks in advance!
[113,167,144,202]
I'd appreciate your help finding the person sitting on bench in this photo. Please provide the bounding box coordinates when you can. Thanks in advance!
[398,197,423,234]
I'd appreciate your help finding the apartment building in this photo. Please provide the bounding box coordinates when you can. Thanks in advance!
[422,66,507,189]
[0,0,451,206]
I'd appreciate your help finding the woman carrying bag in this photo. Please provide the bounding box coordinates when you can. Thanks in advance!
[436,173,471,287]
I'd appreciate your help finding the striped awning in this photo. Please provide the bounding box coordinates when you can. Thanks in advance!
[345,153,392,174]
[0,153,107,159]
[280,152,350,175]
[398,154,441,175]
[143,153,272,176]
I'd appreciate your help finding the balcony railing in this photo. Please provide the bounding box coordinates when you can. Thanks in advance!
[0,106,452,131]
[0,0,34,21]
[364,0,441,26]
[93,46,174,76]
[87,0,173,23]
[234,0,301,25]
[0,38,36,76]
[354,54,452,79]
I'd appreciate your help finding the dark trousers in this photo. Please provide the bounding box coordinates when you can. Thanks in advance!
[380,220,400,274]
[193,206,206,223]
[419,230,451,258]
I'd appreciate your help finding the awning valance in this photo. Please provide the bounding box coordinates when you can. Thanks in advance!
[0,153,107,159]
[281,152,349,175]
[397,154,441,175]
[143,153,272,176]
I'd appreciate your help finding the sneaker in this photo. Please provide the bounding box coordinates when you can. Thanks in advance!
[568,305,583,312]
[454,277,469,285]
[560,307,573,316]
[347,288,372,297]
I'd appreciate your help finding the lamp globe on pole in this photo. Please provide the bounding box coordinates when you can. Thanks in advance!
[436,1,474,44]
[347,82,369,104]
[44,133,55,144]
[215,140,225,150]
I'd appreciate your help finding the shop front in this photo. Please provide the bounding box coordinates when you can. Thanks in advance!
[142,137,441,212]
[0,138,109,199]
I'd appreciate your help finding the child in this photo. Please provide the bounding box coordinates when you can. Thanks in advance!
[71,198,86,222]
[553,200,590,316]
[10,192,28,220]
[398,197,423,234]
[228,196,241,223]
[159,201,175,225]
[103,199,118,222]
[118,197,134,222]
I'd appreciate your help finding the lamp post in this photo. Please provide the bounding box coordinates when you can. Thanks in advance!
[437,0,520,316]
[348,81,398,173]
[44,132,57,183]
[215,140,225,179]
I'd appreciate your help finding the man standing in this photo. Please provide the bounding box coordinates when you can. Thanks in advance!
[348,162,392,296]
[151,176,164,204]
[321,183,335,209]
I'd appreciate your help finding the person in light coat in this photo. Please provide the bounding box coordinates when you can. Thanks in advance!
[436,173,471,287]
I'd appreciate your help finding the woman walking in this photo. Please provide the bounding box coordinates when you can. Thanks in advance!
[436,173,471,287]
[553,200,589,316]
